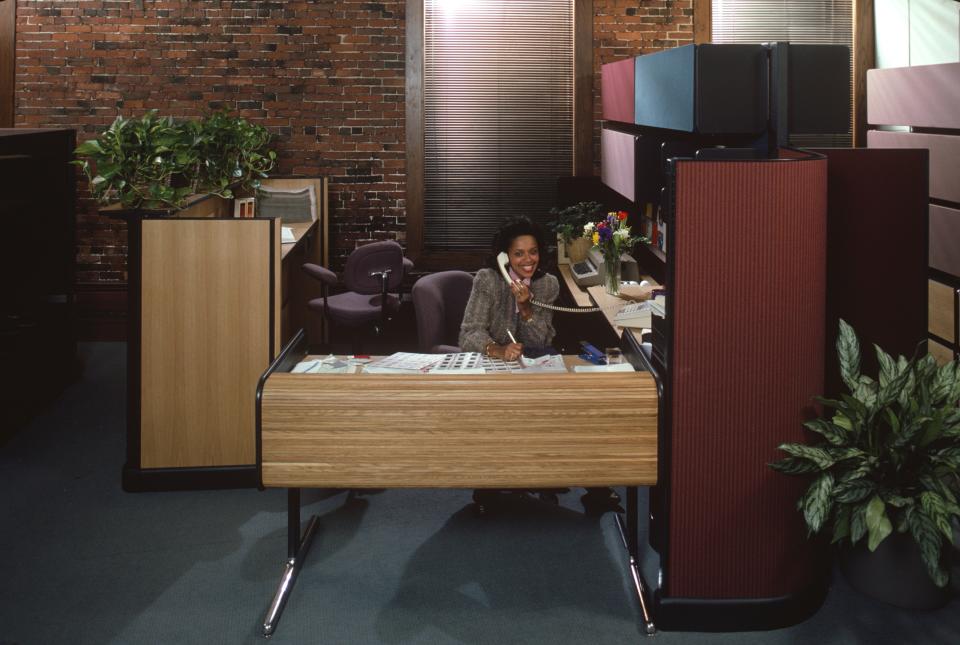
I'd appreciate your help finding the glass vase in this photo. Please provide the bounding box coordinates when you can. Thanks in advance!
[604,254,622,296]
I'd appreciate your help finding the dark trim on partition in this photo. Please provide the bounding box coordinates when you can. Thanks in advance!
[929,268,960,290]
[256,329,309,490]
[853,0,875,147]
[912,126,960,137]
[269,220,277,359]
[930,196,960,211]
[122,464,257,493]
[653,577,828,632]
[929,331,957,351]
[125,215,143,477]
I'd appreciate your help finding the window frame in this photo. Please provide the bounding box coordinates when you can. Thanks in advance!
[405,0,593,270]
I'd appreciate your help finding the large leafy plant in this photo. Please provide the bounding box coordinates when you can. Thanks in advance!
[547,201,605,244]
[771,320,960,587]
[74,110,276,211]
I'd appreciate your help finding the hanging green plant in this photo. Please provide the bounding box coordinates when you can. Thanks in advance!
[74,109,277,211]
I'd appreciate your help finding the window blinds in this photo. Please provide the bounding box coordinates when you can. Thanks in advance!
[712,0,854,147]
[423,0,574,250]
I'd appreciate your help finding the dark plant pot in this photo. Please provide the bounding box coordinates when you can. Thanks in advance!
[839,532,951,610]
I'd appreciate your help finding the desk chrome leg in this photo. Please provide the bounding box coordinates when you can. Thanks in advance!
[615,503,657,636]
[262,513,320,638]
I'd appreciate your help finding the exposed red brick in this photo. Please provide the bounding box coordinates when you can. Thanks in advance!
[15,1,692,277]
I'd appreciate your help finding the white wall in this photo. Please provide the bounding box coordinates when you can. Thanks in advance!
[876,0,960,68]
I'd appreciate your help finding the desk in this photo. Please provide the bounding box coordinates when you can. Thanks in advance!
[557,264,660,336]
[255,330,660,635]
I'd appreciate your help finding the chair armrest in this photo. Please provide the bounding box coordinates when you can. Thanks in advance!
[301,263,337,287]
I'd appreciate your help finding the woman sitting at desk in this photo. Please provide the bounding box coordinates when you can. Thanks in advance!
[459,216,560,360]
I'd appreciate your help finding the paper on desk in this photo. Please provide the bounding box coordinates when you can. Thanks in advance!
[292,355,352,374]
[519,353,567,373]
[572,363,635,373]
[281,226,296,244]
[368,352,443,372]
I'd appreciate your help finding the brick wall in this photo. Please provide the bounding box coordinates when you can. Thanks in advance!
[15,0,692,282]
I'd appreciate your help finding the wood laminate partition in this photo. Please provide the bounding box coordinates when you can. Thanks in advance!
[140,219,277,469]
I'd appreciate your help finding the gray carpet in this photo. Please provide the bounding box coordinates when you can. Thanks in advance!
[1,342,958,645]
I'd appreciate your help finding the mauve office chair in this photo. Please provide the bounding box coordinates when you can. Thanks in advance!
[302,240,413,353]
[411,270,474,353]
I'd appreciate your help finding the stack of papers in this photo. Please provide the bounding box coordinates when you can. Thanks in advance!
[365,352,444,374]
[292,355,354,374]
[281,226,296,243]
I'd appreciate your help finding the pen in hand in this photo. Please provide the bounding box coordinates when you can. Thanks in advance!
[506,330,524,365]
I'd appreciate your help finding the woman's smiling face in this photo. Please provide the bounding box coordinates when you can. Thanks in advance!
[507,234,539,280]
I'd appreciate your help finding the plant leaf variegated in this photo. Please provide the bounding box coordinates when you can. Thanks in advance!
[73,110,276,211]
[769,319,960,587]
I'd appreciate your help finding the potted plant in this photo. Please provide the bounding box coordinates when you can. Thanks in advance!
[74,109,276,213]
[771,320,960,608]
[547,201,604,263]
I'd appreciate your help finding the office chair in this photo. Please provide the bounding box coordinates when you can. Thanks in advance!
[411,270,474,353]
[302,240,412,354]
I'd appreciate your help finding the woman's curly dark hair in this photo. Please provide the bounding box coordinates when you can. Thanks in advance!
[488,216,548,277]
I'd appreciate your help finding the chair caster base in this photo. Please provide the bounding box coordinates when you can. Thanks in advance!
[581,487,624,516]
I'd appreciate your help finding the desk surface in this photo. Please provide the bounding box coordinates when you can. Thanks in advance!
[280,220,315,260]
[557,264,660,335]
[259,353,658,489]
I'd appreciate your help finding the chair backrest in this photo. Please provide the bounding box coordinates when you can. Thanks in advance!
[412,270,475,352]
[343,240,405,295]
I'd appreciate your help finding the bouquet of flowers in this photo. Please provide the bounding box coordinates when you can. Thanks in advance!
[583,211,645,295]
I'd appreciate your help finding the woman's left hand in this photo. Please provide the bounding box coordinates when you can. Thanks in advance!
[511,280,532,305]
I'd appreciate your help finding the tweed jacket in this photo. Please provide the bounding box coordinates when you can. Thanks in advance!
[458,268,560,353]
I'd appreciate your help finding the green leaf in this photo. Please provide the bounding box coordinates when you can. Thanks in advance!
[832,414,853,431]
[919,491,955,540]
[865,495,893,551]
[850,502,867,544]
[769,456,820,475]
[74,139,104,156]
[931,360,957,404]
[801,472,835,534]
[907,508,949,587]
[832,505,852,544]
[837,319,861,391]
[918,415,944,448]
[803,418,845,446]
[778,444,835,469]
[876,344,897,389]
[835,479,875,504]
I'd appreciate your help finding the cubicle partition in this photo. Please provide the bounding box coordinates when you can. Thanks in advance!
[122,178,328,491]
[649,150,829,630]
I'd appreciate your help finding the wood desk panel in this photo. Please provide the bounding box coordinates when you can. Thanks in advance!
[140,218,277,469]
[261,372,658,488]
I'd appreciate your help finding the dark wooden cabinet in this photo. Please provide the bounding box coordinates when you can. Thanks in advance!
[0,128,77,438]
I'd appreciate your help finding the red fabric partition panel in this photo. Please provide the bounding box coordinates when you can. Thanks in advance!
[812,148,928,398]
[667,157,827,599]
[601,57,635,123]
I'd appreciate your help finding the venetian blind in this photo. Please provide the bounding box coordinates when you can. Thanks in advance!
[712,0,854,147]
[423,0,574,250]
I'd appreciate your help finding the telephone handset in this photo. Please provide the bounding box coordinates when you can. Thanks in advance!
[496,251,604,314]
